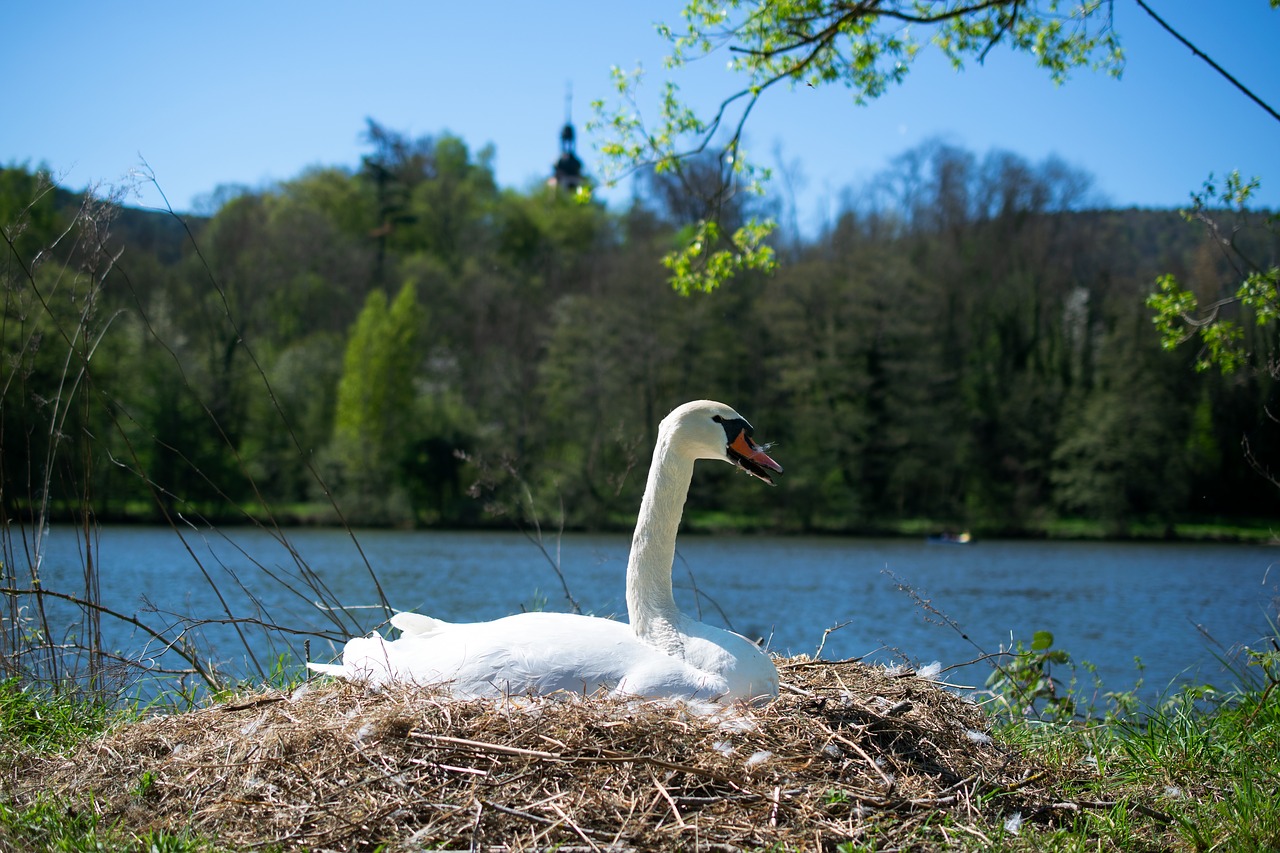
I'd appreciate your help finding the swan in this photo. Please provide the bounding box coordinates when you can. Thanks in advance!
[307,400,783,703]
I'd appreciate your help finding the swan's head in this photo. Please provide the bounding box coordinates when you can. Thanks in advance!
[662,400,784,486]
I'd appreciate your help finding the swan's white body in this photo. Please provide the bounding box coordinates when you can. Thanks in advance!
[308,400,783,703]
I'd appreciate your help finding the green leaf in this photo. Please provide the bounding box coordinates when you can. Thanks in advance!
[1031,630,1055,651]
[662,217,776,295]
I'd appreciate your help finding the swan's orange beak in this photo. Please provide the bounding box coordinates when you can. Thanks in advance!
[728,431,783,486]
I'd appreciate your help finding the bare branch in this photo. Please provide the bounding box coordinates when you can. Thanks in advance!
[1,585,223,690]
[1134,0,1280,125]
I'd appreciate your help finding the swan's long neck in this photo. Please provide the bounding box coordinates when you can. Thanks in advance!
[626,429,693,651]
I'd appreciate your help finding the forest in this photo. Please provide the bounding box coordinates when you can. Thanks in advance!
[3,122,1279,537]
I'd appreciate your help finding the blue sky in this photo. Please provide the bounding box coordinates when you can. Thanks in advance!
[4,1,1277,232]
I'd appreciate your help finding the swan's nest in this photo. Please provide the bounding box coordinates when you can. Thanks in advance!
[10,659,1067,850]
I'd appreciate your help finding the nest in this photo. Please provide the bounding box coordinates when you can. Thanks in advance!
[13,659,1069,851]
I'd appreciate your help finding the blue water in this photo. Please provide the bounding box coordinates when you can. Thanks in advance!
[15,526,1280,705]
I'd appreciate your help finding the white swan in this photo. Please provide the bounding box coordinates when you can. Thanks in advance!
[308,400,783,703]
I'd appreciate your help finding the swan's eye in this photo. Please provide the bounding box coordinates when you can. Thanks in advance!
[712,415,724,424]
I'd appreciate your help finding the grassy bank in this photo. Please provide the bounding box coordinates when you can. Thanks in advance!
[3,644,1277,852]
[682,512,1280,542]
[20,500,1280,543]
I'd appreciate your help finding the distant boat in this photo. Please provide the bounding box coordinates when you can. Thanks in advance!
[927,531,972,545]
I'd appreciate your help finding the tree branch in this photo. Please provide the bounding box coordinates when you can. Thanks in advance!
[1134,0,1280,125]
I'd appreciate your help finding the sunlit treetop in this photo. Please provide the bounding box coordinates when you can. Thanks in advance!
[593,1,1125,294]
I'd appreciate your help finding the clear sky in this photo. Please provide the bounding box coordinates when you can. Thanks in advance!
[4,1,1277,232]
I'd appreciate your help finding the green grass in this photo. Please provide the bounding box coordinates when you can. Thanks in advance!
[0,679,114,753]
[1166,519,1280,543]
[0,680,218,852]
[1033,516,1280,542]
[0,798,213,853]
[984,648,1280,851]
[695,512,1280,542]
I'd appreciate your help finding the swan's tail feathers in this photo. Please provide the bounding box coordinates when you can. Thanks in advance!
[390,611,452,637]
[306,661,346,677]
[306,635,399,686]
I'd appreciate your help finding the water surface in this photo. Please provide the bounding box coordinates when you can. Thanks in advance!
[24,526,1280,704]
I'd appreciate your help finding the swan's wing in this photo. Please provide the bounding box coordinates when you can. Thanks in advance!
[678,619,779,702]
[310,613,637,696]
[309,612,734,701]
[390,611,452,637]
[614,659,727,699]
[478,620,727,700]
[426,613,640,696]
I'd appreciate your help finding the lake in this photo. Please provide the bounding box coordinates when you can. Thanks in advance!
[18,525,1280,707]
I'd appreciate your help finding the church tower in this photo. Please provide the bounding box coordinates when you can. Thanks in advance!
[549,85,584,193]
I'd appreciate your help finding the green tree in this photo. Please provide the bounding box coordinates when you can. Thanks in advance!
[1051,318,1191,533]
[264,170,378,340]
[329,281,425,522]
[2,180,132,525]
[1,165,62,264]
[240,332,345,507]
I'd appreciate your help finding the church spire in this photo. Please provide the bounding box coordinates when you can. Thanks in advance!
[550,82,584,193]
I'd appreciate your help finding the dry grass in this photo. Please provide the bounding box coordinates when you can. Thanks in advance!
[9,658,1088,851]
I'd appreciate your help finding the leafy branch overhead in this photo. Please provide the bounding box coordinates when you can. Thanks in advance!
[1129,3,1279,380]
[592,0,1125,293]
[1147,172,1280,375]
